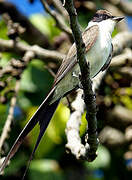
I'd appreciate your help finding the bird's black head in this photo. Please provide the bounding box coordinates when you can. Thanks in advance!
[92,10,124,22]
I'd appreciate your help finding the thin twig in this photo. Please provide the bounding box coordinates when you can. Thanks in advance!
[0,51,35,154]
[51,0,69,20]
[44,65,56,77]
[0,51,35,79]
[40,0,72,38]
[0,80,20,152]
[66,96,73,113]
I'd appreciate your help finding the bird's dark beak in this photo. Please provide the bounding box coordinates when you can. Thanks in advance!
[112,16,124,22]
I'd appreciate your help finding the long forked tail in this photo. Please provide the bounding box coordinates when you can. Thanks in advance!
[0,86,60,173]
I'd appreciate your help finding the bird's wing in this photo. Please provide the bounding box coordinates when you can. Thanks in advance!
[53,25,99,85]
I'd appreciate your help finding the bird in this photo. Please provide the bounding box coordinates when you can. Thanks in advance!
[0,9,124,173]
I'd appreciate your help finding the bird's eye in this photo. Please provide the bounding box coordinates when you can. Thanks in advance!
[103,14,109,20]
[95,13,99,18]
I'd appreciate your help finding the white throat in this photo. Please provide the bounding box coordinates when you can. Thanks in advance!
[88,19,116,35]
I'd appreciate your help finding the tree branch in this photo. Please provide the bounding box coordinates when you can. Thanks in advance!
[0,50,35,156]
[99,126,126,147]
[65,89,86,158]
[64,0,98,161]
[111,48,132,67]
[107,0,132,16]
[112,31,132,56]
[65,71,106,158]
[107,105,132,130]
[0,39,65,63]
[0,1,52,48]
[0,80,20,153]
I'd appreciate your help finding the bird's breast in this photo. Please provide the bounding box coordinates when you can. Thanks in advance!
[86,29,112,78]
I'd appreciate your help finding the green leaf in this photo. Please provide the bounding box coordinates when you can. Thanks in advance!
[20,59,53,93]
[30,14,61,41]
[80,111,87,137]
[29,159,64,180]
[120,95,132,110]
[46,103,69,144]
[30,159,59,172]
[0,104,7,134]
[0,20,8,39]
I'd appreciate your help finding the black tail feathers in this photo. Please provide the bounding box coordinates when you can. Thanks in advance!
[22,99,60,180]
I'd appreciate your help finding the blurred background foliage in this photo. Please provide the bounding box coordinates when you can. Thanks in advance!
[0,0,132,180]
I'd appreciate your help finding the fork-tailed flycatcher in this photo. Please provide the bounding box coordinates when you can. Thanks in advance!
[0,9,124,172]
